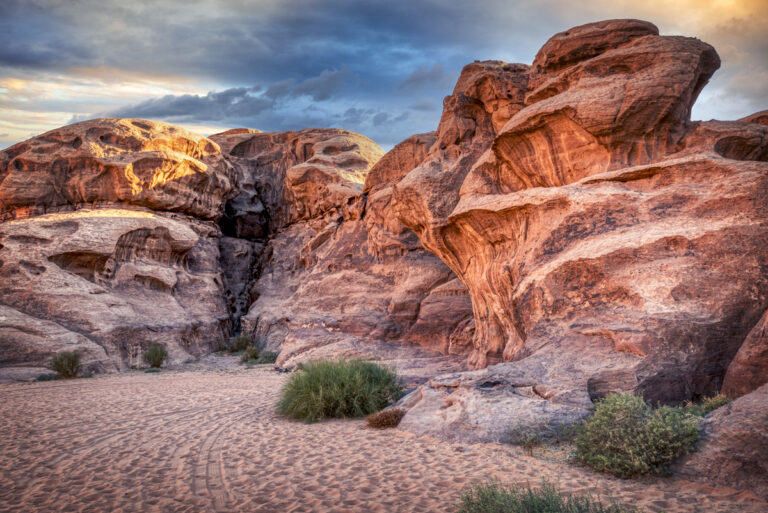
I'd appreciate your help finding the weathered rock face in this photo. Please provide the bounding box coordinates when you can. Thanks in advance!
[676,383,768,500]
[390,19,768,440]
[0,118,235,221]
[0,119,235,376]
[0,119,474,378]
[0,208,230,375]
[210,128,473,373]
[722,308,768,398]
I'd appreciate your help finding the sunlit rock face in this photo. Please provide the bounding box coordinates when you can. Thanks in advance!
[390,19,768,441]
[0,119,475,378]
[0,119,234,377]
[211,129,473,373]
[0,118,236,221]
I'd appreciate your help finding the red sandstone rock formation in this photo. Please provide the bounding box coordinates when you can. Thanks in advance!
[0,118,235,221]
[676,383,768,499]
[211,128,473,372]
[0,119,235,377]
[1,23,766,482]
[390,19,768,441]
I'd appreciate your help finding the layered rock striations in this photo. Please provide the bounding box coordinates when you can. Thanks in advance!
[0,121,473,379]
[0,119,236,376]
[210,128,473,373]
[389,20,768,441]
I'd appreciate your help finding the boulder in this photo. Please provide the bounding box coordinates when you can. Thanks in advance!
[676,383,768,500]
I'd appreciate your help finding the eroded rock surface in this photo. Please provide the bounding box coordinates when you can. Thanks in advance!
[0,118,235,221]
[0,119,236,372]
[676,384,768,500]
[390,19,768,440]
[210,128,473,373]
[0,209,230,371]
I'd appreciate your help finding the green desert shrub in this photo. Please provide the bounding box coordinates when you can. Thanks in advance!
[240,346,261,363]
[255,351,278,364]
[51,351,81,379]
[366,408,406,429]
[279,359,403,422]
[684,394,731,417]
[505,424,545,455]
[574,393,699,478]
[218,333,256,353]
[456,480,641,513]
[143,343,168,368]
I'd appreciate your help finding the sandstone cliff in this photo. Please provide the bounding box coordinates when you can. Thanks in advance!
[210,128,473,375]
[0,120,237,376]
[390,19,768,442]
[0,120,473,380]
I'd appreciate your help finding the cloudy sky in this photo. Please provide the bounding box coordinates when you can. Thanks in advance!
[1,0,766,150]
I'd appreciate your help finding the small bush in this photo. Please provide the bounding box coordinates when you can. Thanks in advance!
[574,393,699,478]
[143,343,168,368]
[456,480,641,513]
[220,333,255,353]
[685,394,731,417]
[279,359,403,422]
[240,346,260,363]
[36,373,59,382]
[144,368,161,373]
[505,425,544,455]
[51,351,81,379]
[366,408,406,429]
[255,351,278,364]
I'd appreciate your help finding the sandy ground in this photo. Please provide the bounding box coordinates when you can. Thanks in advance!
[1,365,766,513]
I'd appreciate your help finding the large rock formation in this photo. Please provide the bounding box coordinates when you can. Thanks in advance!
[210,128,473,375]
[0,22,766,484]
[0,119,236,377]
[0,120,473,380]
[389,19,768,441]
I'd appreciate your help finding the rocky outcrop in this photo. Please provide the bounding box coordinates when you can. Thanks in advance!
[210,128,473,372]
[389,19,768,440]
[0,119,474,378]
[0,208,230,374]
[676,383,768,500]
[0,118,235,221]
[722,308,768,398]
[0,119,236,374]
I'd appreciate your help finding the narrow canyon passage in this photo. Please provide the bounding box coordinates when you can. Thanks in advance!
[0,368,764,513]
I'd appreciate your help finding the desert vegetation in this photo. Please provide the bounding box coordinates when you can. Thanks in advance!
[684,394,731,417]
[143,343,168,368]
[574,393,699,478]
[51,351,81,379]
[218,333,256,353]
[456,480,641,513]
[240,346,279,365]
[279,359,403,422]
[366,408,406,429]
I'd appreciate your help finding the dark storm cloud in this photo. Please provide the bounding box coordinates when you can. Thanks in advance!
[398,64,452,91]
[109,86,273,121]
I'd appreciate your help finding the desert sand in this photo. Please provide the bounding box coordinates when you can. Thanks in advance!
[0,364,765,513]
